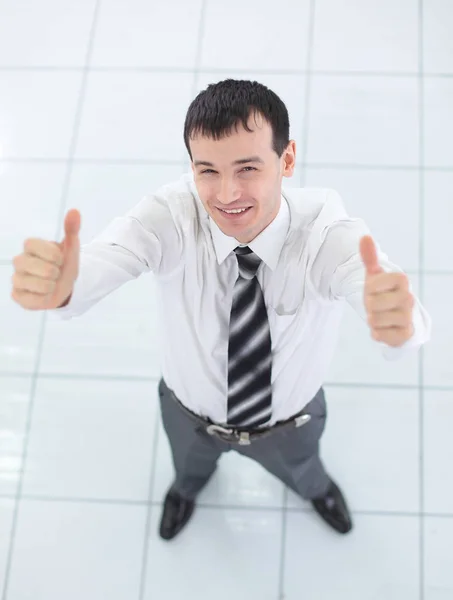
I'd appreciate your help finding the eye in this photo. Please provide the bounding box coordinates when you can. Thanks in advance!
[201,169,216,174]
[242,166,257,172]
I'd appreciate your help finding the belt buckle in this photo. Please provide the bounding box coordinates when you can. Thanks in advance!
[237,431,251,445]
[206,424,251,445]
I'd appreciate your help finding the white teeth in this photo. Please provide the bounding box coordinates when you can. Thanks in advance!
[221,208,249,214]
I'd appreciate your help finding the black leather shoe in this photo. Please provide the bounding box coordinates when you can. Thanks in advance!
[311,481,353,534]
[159,489,195,541]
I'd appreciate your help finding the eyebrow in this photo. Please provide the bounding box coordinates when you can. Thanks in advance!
[193,156,264,167]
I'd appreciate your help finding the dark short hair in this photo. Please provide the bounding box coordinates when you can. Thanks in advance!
[184,79,290,160]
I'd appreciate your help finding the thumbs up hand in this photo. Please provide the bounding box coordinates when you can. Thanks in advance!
[360,236,414,347]
[11,209,81,311]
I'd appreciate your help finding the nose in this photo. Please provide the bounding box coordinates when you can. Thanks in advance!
[216,178,241,206]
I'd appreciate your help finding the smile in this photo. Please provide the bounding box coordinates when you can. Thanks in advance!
[220,207,250,214]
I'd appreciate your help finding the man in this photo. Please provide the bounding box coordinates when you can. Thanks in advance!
[11,79,431,540]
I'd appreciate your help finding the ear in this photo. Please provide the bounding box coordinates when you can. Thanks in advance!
[282,140,296,177]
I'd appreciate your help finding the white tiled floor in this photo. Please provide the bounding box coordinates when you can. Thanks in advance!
[6,500,147,600]
[0,71,83,159]
[0,1,452,600]
[284,512,421,599]
[307,75,420,166]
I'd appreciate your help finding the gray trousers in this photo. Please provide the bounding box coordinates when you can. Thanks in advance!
[158,378,331,501]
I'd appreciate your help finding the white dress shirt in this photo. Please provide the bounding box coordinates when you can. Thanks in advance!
[51,172,431,426]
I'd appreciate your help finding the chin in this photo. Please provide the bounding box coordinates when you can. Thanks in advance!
[210,207,259,241]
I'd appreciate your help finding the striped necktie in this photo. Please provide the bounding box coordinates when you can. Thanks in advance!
[227,246,272,428]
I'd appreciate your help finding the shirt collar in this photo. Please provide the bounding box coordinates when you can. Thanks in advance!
[209,194,290,271]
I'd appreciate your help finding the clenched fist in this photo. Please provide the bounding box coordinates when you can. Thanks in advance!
[11,209,81,311]
[360,235,415,348]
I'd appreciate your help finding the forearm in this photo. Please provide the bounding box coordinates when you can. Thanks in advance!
[49,241,149,320]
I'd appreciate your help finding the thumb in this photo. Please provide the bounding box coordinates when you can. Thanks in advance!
[58,209,81,266]
[360,235,383,276]
[63,209,81,248]
[64,209,81,238]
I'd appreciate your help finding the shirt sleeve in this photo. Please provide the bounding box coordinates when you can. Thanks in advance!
[309,191,432,359]
[48,190,185,320]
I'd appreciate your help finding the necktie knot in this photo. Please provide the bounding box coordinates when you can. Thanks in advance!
[234,246,262,280]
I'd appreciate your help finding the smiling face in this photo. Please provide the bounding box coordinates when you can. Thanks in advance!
[190,112,296,244]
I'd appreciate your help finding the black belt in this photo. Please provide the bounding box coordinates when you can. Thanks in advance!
[172,392,312,446]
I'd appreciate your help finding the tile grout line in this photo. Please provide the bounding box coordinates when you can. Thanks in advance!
[0,65,452,78]
[2,371,453,392]
[2,158,453,172]
[136,2,209,597]
[3,266,453,276]
[4,490,453,519]
[298,0,316,190]
[0,488,453,519]
[0,3,102,599]
[418,1,426,599]
[137,403,162,600]
[2,267,452,276]
[277,488,289,600]
[190,0,208,131]
[279,1,317,597]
